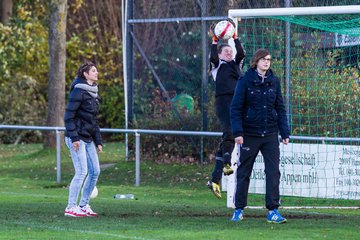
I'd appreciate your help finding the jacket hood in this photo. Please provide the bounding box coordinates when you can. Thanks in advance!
[70,77,87,91]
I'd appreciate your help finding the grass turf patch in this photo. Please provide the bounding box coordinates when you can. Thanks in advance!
[0,143,359,239]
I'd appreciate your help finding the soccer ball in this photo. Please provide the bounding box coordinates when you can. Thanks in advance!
[90,186,98,199]
[214,20,235,40]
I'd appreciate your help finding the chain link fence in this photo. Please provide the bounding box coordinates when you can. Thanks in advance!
[125,0,359,162]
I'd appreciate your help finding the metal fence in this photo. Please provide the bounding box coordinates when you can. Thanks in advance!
[124,0,360,138]
[1,124,359,187]
[0,125,222,186]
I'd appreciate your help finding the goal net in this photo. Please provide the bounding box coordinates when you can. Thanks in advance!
[224,6,360,207]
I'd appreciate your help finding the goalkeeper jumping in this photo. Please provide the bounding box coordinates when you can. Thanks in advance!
[207,18,245,199]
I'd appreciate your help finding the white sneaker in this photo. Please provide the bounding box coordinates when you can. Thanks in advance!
[64,206,87,217]
[80,204,98,217]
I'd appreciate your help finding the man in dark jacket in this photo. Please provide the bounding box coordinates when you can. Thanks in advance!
[207,19,245,199]
[230,49,290,223]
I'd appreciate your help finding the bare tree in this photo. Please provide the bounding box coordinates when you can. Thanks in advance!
[45,0,67,147]
[1,0,13,24]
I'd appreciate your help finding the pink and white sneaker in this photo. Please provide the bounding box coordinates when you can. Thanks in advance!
[80,204,98,217]
[64,206,87,217]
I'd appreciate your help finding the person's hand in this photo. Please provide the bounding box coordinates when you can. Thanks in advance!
[97,145,103,153]
[72,141,80,152]
[209,23,218,42]
[232,30,237,39]
[226,17,236,28]
[235,136,243,144]
[225,18,238,39]
[282,138,289,145]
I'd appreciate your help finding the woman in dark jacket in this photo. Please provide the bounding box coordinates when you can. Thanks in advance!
[230,49,290,223]
[63,62,102,217]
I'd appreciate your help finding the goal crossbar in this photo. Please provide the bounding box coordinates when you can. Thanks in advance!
[229,5,360,18]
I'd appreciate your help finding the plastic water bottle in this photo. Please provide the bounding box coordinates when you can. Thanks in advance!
[113,194,135,199]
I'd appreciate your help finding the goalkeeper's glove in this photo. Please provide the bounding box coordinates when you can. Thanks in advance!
[226,17,236,28]
[226,18,238,39]
[209,23,218,42]
[232,30,238,39]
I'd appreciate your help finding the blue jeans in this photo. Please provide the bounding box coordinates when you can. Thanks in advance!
[65,137,100,208]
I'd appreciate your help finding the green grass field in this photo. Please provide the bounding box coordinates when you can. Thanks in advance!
[0,143,359,240]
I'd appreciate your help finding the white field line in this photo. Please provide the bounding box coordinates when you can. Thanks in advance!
[0,191,115,202]
[246,206,360,210]
[1,191,158,239]
[0,219,158,240]
[0,191,65,198]
[282,206,359,209]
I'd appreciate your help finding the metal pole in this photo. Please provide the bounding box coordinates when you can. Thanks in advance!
[135,132,140,186]
[285,0,291,122]
[130,31,170,99]
[129,16,231,24]
[56,129,61,183]
[127,0,134,127]
[200,0,208,165]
